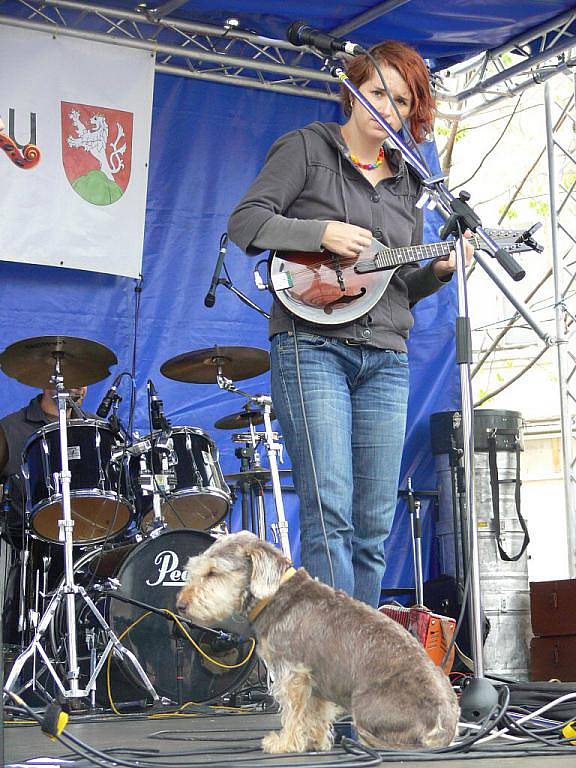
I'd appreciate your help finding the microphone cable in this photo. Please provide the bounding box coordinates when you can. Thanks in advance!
[290,317,336,589]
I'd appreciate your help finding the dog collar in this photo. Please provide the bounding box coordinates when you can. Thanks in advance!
[248,566,298,623]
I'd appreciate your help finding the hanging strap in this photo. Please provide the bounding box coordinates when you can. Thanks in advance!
[487,429,530,562]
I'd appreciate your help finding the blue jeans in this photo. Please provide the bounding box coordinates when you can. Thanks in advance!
[270,332,409,607]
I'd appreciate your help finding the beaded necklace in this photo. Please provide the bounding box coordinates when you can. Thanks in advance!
[349,145,385,171]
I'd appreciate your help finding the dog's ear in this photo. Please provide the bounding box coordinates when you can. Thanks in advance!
[248,544,286,601]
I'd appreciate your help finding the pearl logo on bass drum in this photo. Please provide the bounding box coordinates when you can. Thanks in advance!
[146,549,189,587]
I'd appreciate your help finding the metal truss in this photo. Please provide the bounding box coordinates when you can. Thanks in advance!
[436,8,576,118]
[545,76,576,577]
[0,0,575,108]
[0,0,338,101]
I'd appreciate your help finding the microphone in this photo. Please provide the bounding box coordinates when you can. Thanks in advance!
[286,21,365,56]
[204,233,228,308]
[149,380,171,432]
[96,374,123,419]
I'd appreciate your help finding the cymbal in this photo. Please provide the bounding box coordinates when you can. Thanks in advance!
[214,407,276,430]
[161,345,269,384]
[225,469,271,484]
[0,336,117,388]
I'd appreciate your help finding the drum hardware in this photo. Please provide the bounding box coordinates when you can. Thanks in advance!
[17,545,30,636]
[216,373,290,558]
[132,430,179,532]
[227,442,267,537]
[85,627,97,709]
[227,430,281,539]
[1,336,159,706]
[406,477,424,607]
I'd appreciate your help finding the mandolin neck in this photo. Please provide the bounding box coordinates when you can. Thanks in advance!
[373,235,481,270]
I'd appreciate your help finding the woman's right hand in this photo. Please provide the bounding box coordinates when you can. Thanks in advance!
[321,221,373,258]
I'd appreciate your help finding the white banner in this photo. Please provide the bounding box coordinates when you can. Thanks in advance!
[0,26,154,278]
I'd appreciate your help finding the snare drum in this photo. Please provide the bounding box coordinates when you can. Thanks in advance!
[138,427,231,531]
[23,419,132,544]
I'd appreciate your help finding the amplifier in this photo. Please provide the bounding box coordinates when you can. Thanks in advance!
[379,604,456,673]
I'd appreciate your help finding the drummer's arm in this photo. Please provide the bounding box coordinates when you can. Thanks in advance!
[0,426,8,476]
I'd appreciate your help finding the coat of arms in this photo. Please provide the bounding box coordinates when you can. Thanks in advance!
[61,102,133,205]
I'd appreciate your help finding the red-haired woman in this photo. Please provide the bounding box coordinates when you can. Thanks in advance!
[229,41,470,608]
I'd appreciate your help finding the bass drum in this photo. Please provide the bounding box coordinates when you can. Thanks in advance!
[50,529,255,706]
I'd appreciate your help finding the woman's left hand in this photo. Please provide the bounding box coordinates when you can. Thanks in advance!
[432,229,474,279]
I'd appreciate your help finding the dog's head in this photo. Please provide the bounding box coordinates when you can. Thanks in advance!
[176,531,292,627]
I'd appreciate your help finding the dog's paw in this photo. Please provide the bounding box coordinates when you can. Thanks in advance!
[307,731,334,752]
[261,731,301,753]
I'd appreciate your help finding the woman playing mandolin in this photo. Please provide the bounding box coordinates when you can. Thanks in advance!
[228,40,472,608]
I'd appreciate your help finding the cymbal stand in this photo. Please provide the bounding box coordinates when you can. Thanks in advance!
[3,356,160,706]
[215,362,291,559]
[232,431,267,538]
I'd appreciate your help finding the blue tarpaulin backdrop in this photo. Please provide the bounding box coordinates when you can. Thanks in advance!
[0,70,458,590]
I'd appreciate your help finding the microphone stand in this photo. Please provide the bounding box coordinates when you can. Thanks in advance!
[325,58,550,720]
[213,272,271,320]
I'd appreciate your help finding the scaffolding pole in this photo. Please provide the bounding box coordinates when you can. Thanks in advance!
[545,81,576,578]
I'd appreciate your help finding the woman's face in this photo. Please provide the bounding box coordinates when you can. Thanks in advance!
[350,65,412,138]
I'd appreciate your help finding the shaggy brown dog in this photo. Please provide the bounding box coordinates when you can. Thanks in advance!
[177,531,460,753]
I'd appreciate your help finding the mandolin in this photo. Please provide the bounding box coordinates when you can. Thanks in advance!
[268,228,541,326]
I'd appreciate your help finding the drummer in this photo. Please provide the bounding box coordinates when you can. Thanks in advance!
[0,386,88,488]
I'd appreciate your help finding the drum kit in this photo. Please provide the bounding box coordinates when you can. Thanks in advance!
[0,335,290,709]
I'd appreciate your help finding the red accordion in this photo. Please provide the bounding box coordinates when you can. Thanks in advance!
[378,604,456,672]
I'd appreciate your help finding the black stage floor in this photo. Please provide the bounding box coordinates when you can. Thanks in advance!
[3,706,576,768]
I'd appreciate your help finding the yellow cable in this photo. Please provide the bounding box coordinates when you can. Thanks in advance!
[107,610,153,715]
[160,608,256,670]
[3,719,38,725]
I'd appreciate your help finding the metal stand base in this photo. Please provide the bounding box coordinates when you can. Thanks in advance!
[4,357,159,706]
[3,581,159,704]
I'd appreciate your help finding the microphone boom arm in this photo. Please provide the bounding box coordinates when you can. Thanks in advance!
[328,61,528,281]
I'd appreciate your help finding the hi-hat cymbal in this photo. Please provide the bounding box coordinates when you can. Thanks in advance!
[0,336,117,388]
[225,469,271,485]
[214,407,276,430]
[161,345,269,384]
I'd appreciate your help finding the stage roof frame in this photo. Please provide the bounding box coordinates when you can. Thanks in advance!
[1,0,575,112]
